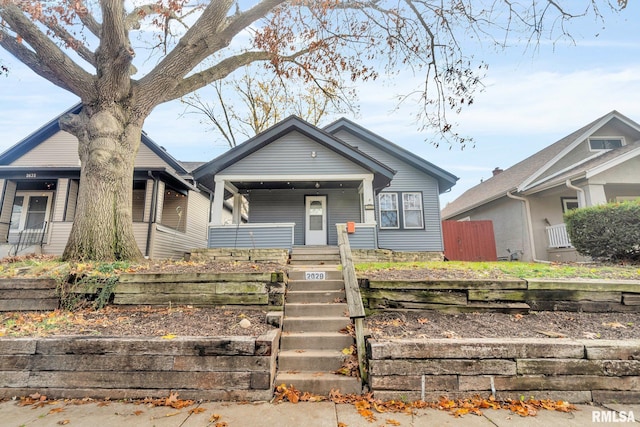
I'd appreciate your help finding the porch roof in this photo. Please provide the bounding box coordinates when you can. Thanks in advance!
[192,116,396,191]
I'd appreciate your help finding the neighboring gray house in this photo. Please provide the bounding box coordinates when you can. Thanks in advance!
[442,111,640,262]
[0,104,223,259]
[192,116,458,252]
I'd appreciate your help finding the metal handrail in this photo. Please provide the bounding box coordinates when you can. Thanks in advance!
[11,221,48,256]
[336,223,367,383]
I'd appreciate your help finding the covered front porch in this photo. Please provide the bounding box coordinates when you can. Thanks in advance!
[208,175,379,250]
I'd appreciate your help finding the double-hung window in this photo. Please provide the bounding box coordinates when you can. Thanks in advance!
[379,193,399,229]
[402,192,424,228]
[379,191,424,229]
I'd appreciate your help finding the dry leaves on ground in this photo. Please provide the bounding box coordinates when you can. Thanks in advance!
[272,385,577,419]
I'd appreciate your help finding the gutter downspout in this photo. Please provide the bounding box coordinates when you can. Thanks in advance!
[145,172,160,258]
[506,191,549,263]
[565,179,585,207]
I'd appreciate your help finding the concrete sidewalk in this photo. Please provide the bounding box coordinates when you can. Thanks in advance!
[2,400,638,426]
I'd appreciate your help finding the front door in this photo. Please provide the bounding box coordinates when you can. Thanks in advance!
[305,195,327,245]
[8,192,53,243]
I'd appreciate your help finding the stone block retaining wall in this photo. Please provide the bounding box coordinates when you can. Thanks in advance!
[188,248,289,264]
[368,338,640,404]
[352,249,443,263]
[0,330,280,401]
[361,278,640,313]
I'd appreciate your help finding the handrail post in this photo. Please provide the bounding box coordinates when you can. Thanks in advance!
[336,223,368,384]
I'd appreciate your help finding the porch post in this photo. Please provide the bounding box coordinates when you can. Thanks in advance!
[584,184,607,206]
[361,176,376,224]
[211,177,226,225]
[232,193,243,224]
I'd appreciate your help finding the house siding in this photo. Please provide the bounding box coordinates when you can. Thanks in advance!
[448,197,530,261]
[150,189,209,259]
[0,180,15,242]
[9,130,174,171]
[208,225,294,249]
[332,130,443,251]
[538,120,640,182]
[248,188,361,246]
[221,131,369,176]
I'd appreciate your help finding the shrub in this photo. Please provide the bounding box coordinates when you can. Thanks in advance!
[564,199,640,262]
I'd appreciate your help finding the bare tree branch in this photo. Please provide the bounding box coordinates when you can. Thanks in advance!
[0,3,94,98]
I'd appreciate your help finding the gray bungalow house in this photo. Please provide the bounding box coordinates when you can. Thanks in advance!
[0,104,223,259]
[192,116,458,253]
[442,111,640,262]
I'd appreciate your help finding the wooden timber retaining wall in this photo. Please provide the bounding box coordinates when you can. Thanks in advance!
[113,272,285,308]
[368,338,640,404]
[0,278,58,312]
[360,278,640,313]
[0,330,280,401]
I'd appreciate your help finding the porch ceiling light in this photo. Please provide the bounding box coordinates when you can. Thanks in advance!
[311,151,317,158]
[315,182,320,189]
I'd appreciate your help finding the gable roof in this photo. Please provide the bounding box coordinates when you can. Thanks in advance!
[192,115,397,191]
[323,118,458,194]
[0,103,188,175]
[442,111,640,218]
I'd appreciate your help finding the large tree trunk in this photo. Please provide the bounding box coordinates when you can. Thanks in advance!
[61,104,144,261]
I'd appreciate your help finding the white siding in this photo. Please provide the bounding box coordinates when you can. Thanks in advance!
[11,130,175,171]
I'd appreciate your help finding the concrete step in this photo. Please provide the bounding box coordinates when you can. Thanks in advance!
[289,260,341,266]
[285,290,345,304]
[287,279,345,291]
[287,270,343,281]
[285,302,348,317]
[290,253,341,262]
[282,316,350,333]
[291,246,340,255]
[275,372,362,395]
[278,349,348,371]
[280,332,354,350]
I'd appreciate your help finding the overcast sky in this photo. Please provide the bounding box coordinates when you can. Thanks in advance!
[1,2,639,207]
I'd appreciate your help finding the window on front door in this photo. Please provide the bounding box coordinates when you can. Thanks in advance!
[10,193,52,231]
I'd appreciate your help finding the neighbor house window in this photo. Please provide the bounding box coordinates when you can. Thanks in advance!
[402,192,424,229]
[161,187,188,232]
[379,193,399,229]
[589,138,623,151]
[561,197,579,213]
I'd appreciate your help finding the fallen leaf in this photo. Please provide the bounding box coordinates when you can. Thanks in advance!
[161,333,177,340]
[417,317,429,324]
[209,413,222,422]
[603,321,627,329]
[386,419,401,426]
[57,420,70,425]
[48,407,65,414]
[189,407,206,414]
[133,410,144,416]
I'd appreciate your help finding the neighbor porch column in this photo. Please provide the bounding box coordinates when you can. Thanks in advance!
[361,176,376,224]
[211,177,226,225]
[232,193,243,224]
[584,184,607,206]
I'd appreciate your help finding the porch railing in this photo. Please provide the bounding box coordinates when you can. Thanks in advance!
[11,221,48,256]
[546,223,572,248]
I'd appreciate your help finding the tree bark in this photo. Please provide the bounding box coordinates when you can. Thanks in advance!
[61,104,143,261]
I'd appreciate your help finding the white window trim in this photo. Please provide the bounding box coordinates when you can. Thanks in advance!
[378,192,399,229]
[401,192,424,229]
[562,197,579,213]
[588,136,625,152]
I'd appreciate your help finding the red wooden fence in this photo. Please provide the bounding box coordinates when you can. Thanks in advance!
[442,220,497,261]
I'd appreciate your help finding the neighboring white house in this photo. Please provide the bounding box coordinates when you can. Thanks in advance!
[0,104,226,259]
[442,111,640,262]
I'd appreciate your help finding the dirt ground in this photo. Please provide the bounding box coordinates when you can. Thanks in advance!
[1,259,639,340]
